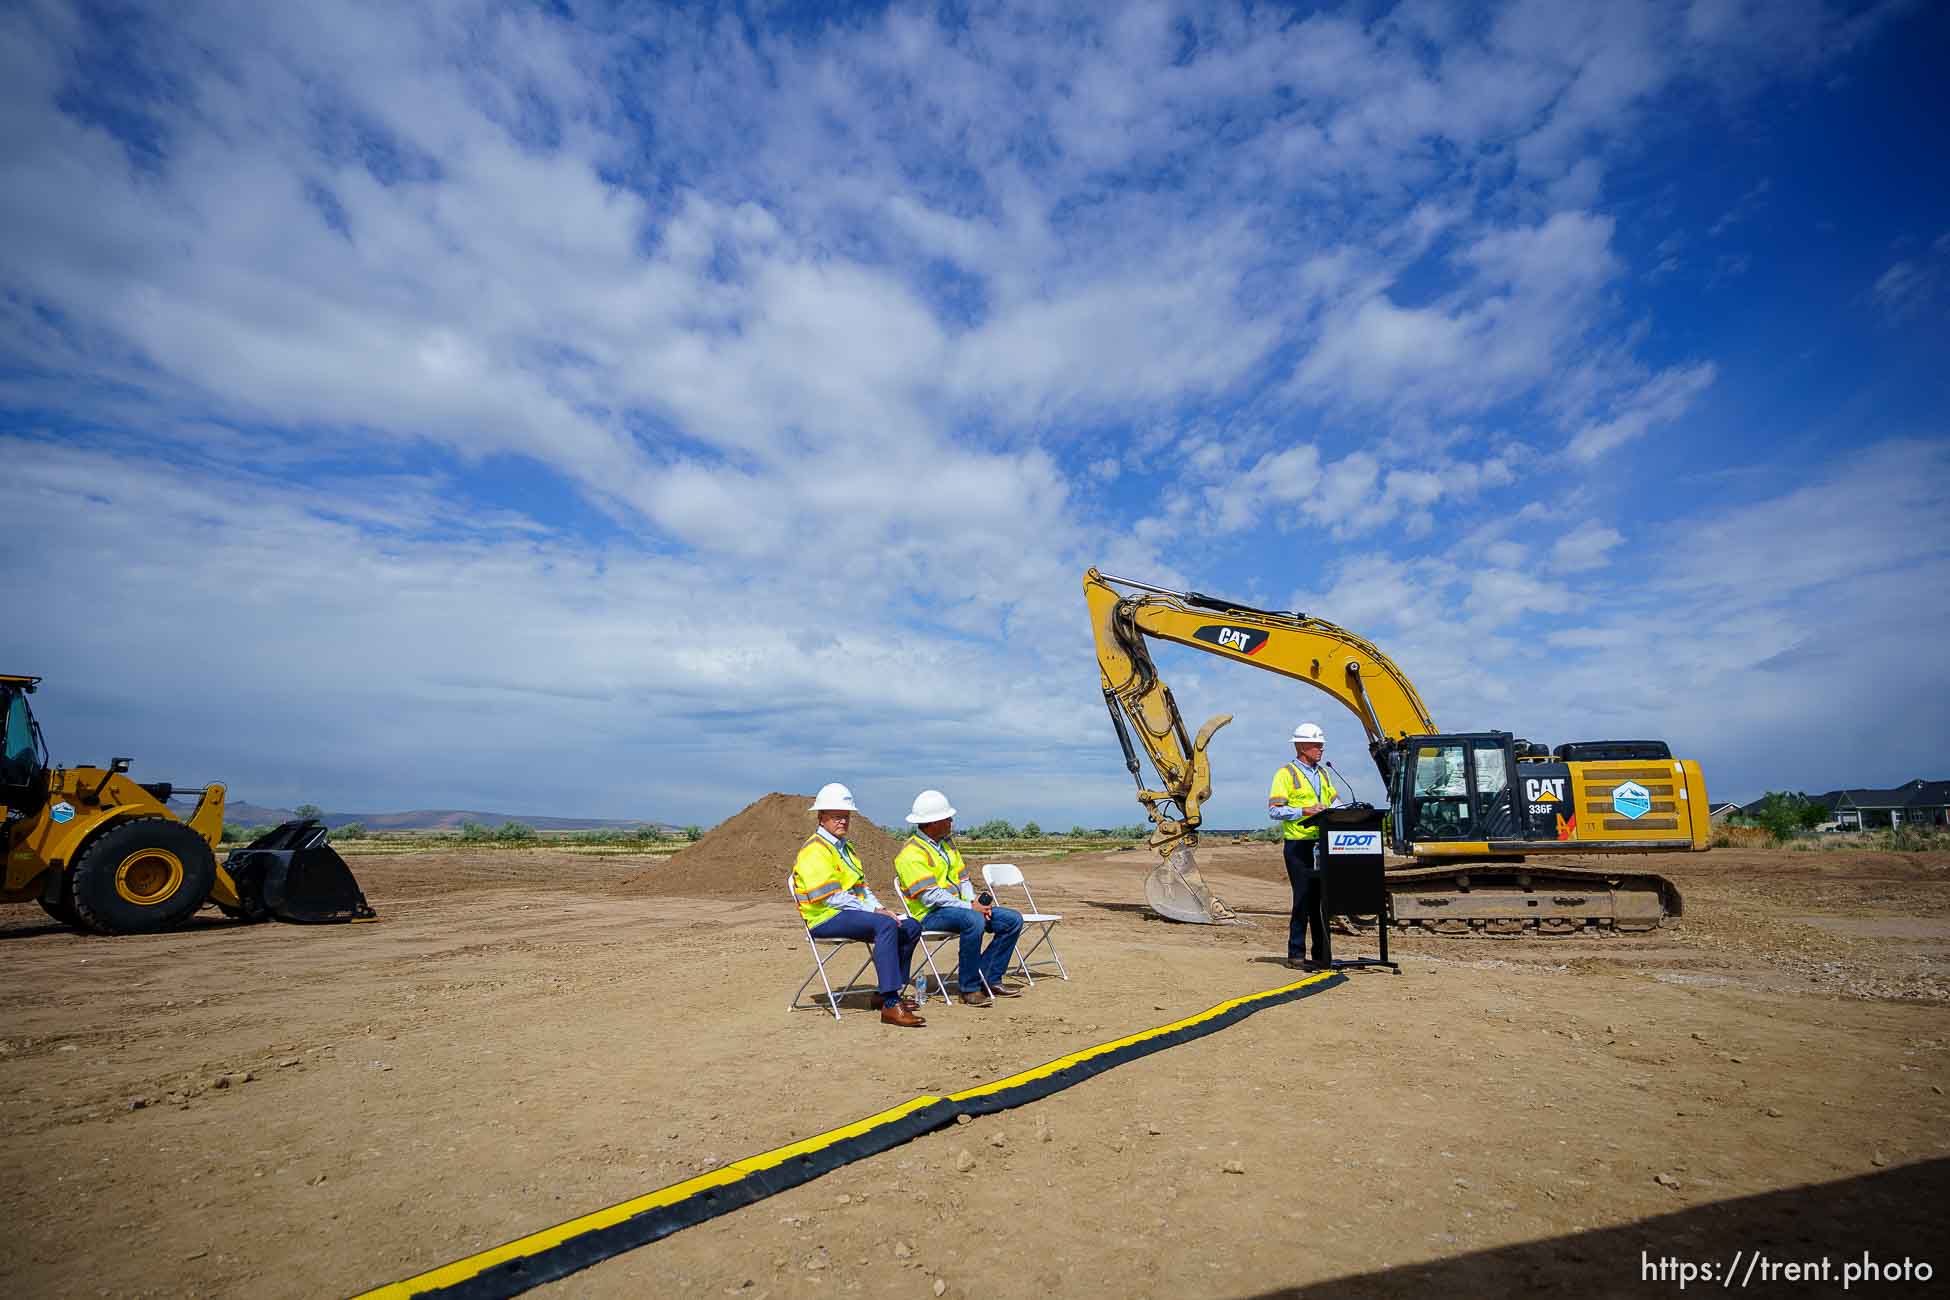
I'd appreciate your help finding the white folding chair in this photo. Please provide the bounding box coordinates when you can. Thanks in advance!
[788,877,874,1019]
[981,863,1069,985]
[787,877,962,1016]
[917,917,993,1004]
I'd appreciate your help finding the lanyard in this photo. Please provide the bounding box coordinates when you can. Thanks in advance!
[816,829,861,878]
[915,834,956,879]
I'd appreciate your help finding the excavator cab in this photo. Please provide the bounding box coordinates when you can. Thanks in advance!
[1389,732,1522,848]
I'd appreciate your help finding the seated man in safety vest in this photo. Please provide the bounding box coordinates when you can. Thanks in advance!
[793,783,927,1027]
[892,789,1023,1007]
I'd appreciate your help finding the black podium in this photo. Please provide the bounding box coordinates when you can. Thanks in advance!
[1301,804,1399,973]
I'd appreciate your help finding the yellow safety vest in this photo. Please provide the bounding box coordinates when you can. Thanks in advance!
[893,833,967,922]
[1270,761,1338,841]
[791,833,870,927]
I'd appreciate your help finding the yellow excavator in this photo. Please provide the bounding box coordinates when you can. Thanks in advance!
[1085,571,1702,934]
[2,673,373,935]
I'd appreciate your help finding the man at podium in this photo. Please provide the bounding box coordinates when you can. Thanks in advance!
[1267,721,1347,969]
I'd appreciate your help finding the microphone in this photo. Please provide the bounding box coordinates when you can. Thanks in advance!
[1324,759,1361,809]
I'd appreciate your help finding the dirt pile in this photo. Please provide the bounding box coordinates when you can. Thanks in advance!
[618,793,908,899]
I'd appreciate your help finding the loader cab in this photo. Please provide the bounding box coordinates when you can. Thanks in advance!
[1388,731,1521,850]
[0,675,51,820]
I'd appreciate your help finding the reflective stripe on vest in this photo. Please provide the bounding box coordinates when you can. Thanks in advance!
[1287,762,1326,806]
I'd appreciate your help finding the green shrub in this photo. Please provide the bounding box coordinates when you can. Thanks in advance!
[458,820,497,843]
[1749,792,1829,843]
[495,821,537,843]
[561,825,670,846]
[970,818,1016,840]
[335,822,367,840]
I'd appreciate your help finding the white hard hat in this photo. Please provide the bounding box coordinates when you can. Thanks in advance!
[809,782,860,813]
[1291,722,1326,745]
[904,789,957,824]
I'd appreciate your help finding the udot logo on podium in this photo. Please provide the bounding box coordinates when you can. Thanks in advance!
[1611,781,1652,819]
[1327,829,1380,855]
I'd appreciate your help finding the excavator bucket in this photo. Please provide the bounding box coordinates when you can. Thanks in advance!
[1143,845,1244,925]
[223,820,376,924]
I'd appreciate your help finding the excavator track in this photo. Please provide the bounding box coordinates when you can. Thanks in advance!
[1382,862,1683,937]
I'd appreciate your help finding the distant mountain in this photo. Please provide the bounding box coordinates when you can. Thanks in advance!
[223,801,682,833]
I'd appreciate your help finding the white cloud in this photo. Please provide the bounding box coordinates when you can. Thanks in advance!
[0,0,1936,824]
[0,437,1109,818]
[1872,233,1948,318]
[1550,520,1626,572]
[1566,362,1717,461]
[1296,211,1634,417]
[1522,439,1950,794]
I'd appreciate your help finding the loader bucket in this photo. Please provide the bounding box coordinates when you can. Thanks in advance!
[223,820,376,924]
[1143,845,1245,925]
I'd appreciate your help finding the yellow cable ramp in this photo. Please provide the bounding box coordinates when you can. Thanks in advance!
[356,970,1345,1298]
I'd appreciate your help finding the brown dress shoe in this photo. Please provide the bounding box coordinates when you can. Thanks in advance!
[881,1001,926,1027]
[988,982,1023,997]
[958,988,993,1007]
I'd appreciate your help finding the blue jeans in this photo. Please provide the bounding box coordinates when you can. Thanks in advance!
[922,904,1023,992]
[810,910,921,998]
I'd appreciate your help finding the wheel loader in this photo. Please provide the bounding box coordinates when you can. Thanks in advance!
[1085,571,1698,935]
[2,673,375,935]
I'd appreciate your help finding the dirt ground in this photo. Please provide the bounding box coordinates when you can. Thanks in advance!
[2,843,1947,1298]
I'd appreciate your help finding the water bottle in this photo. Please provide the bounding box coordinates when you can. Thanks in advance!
[913,973,931,1005]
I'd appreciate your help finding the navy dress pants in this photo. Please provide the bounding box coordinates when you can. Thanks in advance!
[810,910,921,997]
[1282,837,1329,964]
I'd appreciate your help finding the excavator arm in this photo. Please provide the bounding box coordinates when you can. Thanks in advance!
[1087,567,1437,921]
[1087,568,1435,796]
[1087,567,1437,838]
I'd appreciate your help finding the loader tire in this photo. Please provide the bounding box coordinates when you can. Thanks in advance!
[38,872,82,930]
[70,817,217,936]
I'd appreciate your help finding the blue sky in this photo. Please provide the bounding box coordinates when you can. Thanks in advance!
[2,0,1946,829]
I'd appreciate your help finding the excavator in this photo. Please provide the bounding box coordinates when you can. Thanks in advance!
[1085,570,1703,935]
[2,672,374,935]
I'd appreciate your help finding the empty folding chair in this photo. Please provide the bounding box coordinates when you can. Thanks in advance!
[787,876,874,1019]
[981,862,1068,985]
